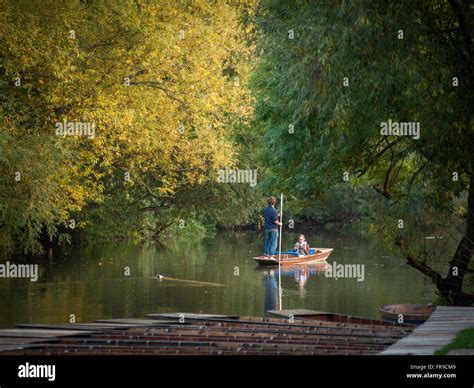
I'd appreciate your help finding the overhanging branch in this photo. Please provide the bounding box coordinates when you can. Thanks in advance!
[395,238,445,285]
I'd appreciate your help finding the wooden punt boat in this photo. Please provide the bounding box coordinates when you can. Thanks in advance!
[268,309,413,327]
[254,261,328,274]
[380,304,436,325]
[253,248,333,266]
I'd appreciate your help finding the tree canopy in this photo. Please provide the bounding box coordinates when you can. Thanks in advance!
[0,0,257,254]
[252,0,473,303]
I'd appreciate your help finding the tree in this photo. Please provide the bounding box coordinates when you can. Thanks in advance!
[252,0,473,304]
[0,0,255,254]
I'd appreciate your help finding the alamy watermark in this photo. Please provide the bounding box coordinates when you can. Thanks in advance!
[216,167,257,187]
[380,119,420,140]
[0,261,38,282]
[18,363,55,382]
[325,261,365,282]
[55,119,96,139]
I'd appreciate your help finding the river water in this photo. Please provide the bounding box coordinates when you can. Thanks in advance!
[0,230,435,328]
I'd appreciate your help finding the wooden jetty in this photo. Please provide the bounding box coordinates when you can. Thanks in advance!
[381,306,474,355]
[0,311,412,356]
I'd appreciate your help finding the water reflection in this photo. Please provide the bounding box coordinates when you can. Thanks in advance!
[0,231,436,328]
[263,270,279,311]
[261,262,328,312]
[294,267,308,298]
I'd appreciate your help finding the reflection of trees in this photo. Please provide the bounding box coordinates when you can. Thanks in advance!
[0,231,438,328]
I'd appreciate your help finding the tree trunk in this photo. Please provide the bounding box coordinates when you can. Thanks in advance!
[438,172,474,305]
[397,171,474,305]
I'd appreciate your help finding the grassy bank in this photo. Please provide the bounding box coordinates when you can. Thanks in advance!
[434,328,474,355]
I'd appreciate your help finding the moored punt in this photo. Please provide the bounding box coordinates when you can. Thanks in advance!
[0,311,412,356]
[380,304,436,325]
[268,309,414,328]
[253,248,333,266]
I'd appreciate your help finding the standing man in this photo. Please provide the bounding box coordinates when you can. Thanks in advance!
[263,196,283,258]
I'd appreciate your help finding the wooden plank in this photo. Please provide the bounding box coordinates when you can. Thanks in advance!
[0,344,39,352]
[93,319,182,325]
[0,329,96,338]
[432,310,474,314]
[388,345,442,349]
[381,306,474,355]
[382,349,434,355]
[400,334,456,339]
[15,323,163,331]
[427,317,474,320]
[147,313,240,320]
[268,309,328,317]
[16,323,135,330]
[397,339,455,345]
[391,339,455,345]
[0,337,50,345]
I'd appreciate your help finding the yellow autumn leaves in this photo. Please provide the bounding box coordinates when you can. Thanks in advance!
[0,0,255,253]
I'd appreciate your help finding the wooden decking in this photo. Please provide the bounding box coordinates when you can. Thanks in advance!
[381,306,474,355]
[0,311,412,355]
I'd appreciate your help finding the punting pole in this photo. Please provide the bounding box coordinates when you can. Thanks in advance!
[278,193,283,310]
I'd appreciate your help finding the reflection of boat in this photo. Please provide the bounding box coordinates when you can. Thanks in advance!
[261,263,328,305]
[255,262,328,275]
[253,248,333,266]
[380,304,436,325]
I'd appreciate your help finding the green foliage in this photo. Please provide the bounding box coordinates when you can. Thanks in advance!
[253,0,472,203]
[435,327,474,355]
[0,0,257,254]
[251,0,474,296]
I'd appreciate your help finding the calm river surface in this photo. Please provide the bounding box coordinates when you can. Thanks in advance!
[0,230,436,328]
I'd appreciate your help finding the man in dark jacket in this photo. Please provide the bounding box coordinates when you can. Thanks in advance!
[263,196,282,258]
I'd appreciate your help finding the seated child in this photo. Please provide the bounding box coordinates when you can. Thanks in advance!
[293,234,310,256]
